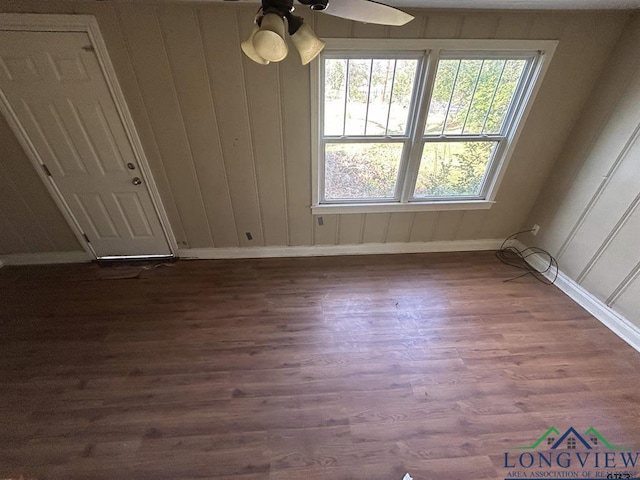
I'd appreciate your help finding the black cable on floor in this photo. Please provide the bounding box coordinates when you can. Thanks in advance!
[495,229,559,285]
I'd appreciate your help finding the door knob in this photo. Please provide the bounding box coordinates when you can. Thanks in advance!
[132,177,142,186]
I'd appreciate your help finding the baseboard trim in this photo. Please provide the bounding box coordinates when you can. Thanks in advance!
[0,251,92,266]
[513,240,640,353]
[178,239,504,260]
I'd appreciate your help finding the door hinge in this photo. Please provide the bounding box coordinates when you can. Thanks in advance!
[82,45,95,52]
[82,233,91,243]
[41,163,52,177]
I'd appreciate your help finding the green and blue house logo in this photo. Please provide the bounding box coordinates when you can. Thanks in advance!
[503,426,639,479]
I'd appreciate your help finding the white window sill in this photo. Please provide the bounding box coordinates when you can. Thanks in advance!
[311,200,495,214]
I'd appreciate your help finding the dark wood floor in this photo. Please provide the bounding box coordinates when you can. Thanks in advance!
[1,252,639,480]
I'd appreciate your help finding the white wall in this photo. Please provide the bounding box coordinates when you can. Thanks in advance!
[0,1,628,255]
[524,13,640,327]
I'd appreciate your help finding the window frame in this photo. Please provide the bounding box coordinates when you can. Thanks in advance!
[311,39,558,214]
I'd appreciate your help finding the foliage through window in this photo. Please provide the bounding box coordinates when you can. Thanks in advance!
[315,41,555,211]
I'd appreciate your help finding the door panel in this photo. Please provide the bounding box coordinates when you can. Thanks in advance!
[0,31,171,257]
[113,192,155,238]
[74,193,120,238]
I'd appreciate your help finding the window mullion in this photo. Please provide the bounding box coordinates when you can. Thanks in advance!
[440,59,461,135]
[384,60,398,136]
[342,60,350,136]
[400,49,440,203]
[481,60,506,135]
[461,60,485,134]
[423,134,505,142]
[363,60,374,135]
[500,58,536,136]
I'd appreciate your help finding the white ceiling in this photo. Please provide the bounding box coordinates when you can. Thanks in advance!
[386,0,640,9]
[218,0,640,9]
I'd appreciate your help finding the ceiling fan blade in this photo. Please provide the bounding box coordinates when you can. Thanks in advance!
[321,0,414,26]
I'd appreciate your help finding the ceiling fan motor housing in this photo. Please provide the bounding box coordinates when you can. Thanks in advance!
[298,0,329,11]
[262,0,295,15]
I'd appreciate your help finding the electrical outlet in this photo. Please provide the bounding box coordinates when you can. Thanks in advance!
[531,224,540,236]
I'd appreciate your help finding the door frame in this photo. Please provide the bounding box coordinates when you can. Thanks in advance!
[0,13,178,259]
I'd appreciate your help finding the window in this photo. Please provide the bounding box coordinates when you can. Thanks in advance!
[312,39,557,213]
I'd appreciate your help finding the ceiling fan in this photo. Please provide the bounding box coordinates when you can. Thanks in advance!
[241,0,414,65]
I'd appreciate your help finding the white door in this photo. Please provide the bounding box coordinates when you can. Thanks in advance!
[0,30,172,258]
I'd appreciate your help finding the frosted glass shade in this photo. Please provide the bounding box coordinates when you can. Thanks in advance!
[241,25,270,65]
[253,13,288,63]
[290,23,325,65]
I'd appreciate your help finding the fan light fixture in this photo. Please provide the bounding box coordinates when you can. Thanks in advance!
[241,0,413,65]
[241,10,325,65]
[253,13,289,62]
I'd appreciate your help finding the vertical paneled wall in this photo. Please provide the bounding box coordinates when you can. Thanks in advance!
[524,14,640,326]
[0,113,80,254]
[0,1,628,254]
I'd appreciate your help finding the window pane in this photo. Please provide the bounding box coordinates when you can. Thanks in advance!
[425,58,529,136]
[386,59,419,135]
[345,59,371,136]
[366,59,395,136]
[414,141,498,197]
[324,59,347,136]
[324,58,418,137]
[443,59,483,135]
[324,143,403,199]
[462,60,506,134]
[483,59,527,134]
[425,59,458,135]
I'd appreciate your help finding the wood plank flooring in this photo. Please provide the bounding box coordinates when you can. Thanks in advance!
[1,252,639,479]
